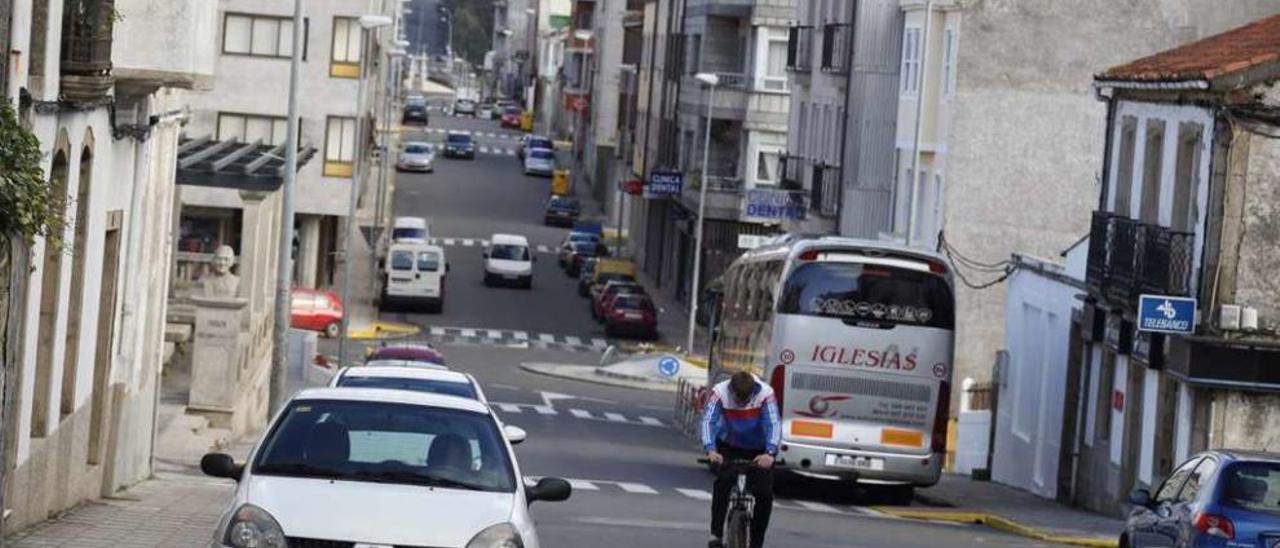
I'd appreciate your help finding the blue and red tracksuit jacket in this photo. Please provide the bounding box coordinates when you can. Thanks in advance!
[700,377,781,454]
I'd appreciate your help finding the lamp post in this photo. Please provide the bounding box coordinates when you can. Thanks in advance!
[337,14,394,369]
[269,0,305,415]
[372,47,406,292]
[686,72,718,355]
[572,29,592,205]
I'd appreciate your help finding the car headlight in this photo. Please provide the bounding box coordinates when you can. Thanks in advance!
[466,522,523,548]
[222,504,287,548]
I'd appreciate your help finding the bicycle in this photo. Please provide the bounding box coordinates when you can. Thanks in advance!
[700,457,756,548]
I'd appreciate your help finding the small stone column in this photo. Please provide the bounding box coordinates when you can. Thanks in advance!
[297,215,322,288]
[188,296,248,419]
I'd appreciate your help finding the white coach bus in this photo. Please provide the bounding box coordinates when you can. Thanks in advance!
[707,235,956,501]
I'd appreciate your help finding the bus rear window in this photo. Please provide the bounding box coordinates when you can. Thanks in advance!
[778,262,954,329]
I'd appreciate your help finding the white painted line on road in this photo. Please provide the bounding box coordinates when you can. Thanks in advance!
[429,327,446,336]
[443,238,456,246]
[512,331,529,340]
[569,409,593,419]
[604,412,627,422]
[676,488,713,501]
[495,403,522,413]
[489,384,522,391]
[480,240,490,247]
[460,328,478,338]
[617,482,660,495]
[533,406,556,415]
[590,338,608,349]
[485,329,503,339]
[565,336,584,347]
[568,479,600,491]
[461,238,474,247]
[538,333,556,343]
[793,501,842,513]
[638,416,664,426]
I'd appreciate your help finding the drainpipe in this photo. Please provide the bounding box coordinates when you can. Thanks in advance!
[904,0,933,247]
[834,5,858,234]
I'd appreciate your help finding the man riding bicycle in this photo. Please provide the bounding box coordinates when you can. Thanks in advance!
[701,371,780,548]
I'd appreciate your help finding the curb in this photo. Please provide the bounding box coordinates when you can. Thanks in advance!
[348,321,422,341]
[870,507,1118,547]
[519,362,679,393]
[612,344,709,369]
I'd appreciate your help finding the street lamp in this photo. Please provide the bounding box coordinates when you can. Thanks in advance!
[686,72,719,355]
[337,13,395,368]
[571,29,592,205]
[372,47,406,289]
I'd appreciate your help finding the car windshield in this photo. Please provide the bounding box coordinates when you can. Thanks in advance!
[1221,461,1280,516]
[404,144,431,154]
[597,273,634,286]
[392,228,426,240]
[615,295,655,310]
[505,108,520,115]
[568,232,599,243]
[490,244,530,261]
[447,134,472,144]
[336,376,477,400]
[390,250,413,271]
[530,149,554,160]
[253,399,515,492]
[530,139,554,149]
[572,242,600,256]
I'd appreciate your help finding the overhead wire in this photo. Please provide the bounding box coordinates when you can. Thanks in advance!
[937,231,1016,290]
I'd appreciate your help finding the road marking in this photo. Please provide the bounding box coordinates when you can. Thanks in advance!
[604,412,627,422]
[590,338,608,349]
[538,333,556,343]
[485,329,503,339]
[480,240,490,247]
[489,384,522,391]
[638,416,664,426]
[676,488,712,501]
[617,482,659,495]
[569,409,593,419]
[495,403,522,413]
[533,406,556,415]
[429,327,446,336]
[568,479,600,491]
[443,238,456,246]
[565,335,583,346]
[793,501,842,513]
[459,328,477,338]
[479,146,491,154]
[461,238,474,247]
[511,331,529,340]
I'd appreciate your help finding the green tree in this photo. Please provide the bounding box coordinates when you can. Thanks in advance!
[442,0,493,67]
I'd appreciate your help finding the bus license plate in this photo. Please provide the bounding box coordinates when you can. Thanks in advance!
[826,454,884,471]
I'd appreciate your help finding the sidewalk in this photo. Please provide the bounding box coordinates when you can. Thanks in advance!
[877,474,1123,547]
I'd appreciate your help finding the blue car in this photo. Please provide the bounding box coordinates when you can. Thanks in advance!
[1122,450,1280,547]
[443,132,475,159]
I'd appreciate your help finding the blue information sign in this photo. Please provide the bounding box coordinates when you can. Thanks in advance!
[657,355,681,378]
[744,189,807,220]
[646,171,684,197]
[1137,294,1196,335]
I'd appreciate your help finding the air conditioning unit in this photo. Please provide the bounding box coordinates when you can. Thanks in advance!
[1220,304,1242,330]
[1242,306,1260,331]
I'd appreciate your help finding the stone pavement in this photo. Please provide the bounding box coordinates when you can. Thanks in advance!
[878,473,1125,547]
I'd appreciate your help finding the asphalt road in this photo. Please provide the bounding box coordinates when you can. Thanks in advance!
[330,115,1041,547]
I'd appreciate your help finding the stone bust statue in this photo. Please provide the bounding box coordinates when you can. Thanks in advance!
[201,245,240,298]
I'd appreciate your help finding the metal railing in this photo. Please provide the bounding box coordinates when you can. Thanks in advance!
[705,175,743,192]
[59,0,115,100]
[821,23,852,73]
[780,154,804,190]
[1086,210,1195,312]
[712,72,749,90]
[787,26,813,72]
[810,163,840,218]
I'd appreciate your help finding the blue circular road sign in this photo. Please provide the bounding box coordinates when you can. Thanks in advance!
[657,355,681,378]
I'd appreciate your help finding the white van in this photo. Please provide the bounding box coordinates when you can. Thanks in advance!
[391,216,430,243]
[381,242,448,312]
[482,234,534,289]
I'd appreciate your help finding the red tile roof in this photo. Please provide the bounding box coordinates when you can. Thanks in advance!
[1098,14,1280,85]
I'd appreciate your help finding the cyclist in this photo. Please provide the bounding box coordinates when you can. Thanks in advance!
[701,370,780,548]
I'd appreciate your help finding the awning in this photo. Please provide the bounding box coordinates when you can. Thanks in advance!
[1167,335,1280,392]
[176,134,317,192]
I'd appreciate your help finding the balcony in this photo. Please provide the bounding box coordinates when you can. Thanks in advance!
[1086,211,1195,312]
[821,23,852,74]
[780,154,804,190]
[810,163,840,218]
[59,0,115,102]
[682,172,743,221]
[787,26,813,72]
[112,0,218,93]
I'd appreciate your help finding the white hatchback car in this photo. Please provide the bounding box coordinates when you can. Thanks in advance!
[483,234,535,289]
[201,388,570,548]
[329,365,487,403]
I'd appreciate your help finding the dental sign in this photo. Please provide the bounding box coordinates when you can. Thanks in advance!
[1137,295,1196,335]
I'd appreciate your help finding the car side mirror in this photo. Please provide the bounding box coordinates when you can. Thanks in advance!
[504,425,527,445]
[527,477,571,504]
[201,452,243,481]
[1128,488,1152,508]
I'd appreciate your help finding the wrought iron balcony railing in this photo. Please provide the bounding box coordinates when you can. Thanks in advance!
[810,163,840,218]
[1086,211,1195,312]
[60,0,115,102]
[787,26,813,72]
[821,23,852,73]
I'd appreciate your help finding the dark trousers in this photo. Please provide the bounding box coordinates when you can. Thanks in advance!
[710,442,774,548]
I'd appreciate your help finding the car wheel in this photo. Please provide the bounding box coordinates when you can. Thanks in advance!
[523,277,533,290]
[324,322,341,339]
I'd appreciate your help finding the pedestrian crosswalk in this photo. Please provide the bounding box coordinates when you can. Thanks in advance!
[518,476,892,518]
[419,325,608,353]
[490,401,665,427]
[418,127,525,141]
[423,237,556,255]
[405,142,519,157]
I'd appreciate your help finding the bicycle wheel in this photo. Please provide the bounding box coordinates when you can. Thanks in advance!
[726,507,751,548]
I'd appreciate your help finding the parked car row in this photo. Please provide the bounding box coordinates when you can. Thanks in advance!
[558,234,658,340]
[200,341,572,548]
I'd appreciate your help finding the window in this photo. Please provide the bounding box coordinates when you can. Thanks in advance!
[756,149,780,186]
[417,252,441,272]
[1171,123,1203,232]
[1178,457,1219,503]
[778,261,956,329]
[941,28,957,96]
[324,116,357,177]
[1113,117,1138,216]
[1221,461,1280,517]
[1140,119,1166,223]
[223,13,308,59]
[1154,457,1201,504]
[687,34,701,75]
[331,17,363,78]
[217,113,290,146]
[390,250,413,271]
[900,27,921,95]
[760,29,789,92]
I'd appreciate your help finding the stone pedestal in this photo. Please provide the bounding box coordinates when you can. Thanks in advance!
[188,296,248,417]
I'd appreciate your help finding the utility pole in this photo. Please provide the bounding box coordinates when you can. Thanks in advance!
[269,0,304,415]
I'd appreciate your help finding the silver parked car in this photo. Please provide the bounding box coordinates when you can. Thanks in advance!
[396,142,435,172]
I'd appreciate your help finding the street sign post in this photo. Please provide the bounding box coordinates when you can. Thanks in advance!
[657,355,681,378]
[1137,294,1196,335]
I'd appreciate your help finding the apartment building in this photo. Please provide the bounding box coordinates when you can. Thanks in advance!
[888,0,1280,395]
[0,0,214,531]
[783,0,901,236]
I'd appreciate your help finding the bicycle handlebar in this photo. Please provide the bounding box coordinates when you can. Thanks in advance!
[697,457,755,466]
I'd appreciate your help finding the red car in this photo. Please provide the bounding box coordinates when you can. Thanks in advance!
[593,281,645,321]
[501,107,523,128]
[602,294,658,339]
[290,288,344,338]
[365,343,446,367]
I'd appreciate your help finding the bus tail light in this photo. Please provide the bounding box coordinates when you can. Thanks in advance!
[931,381,951,453]
[770,364,786,411]
[928,261,948,274]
